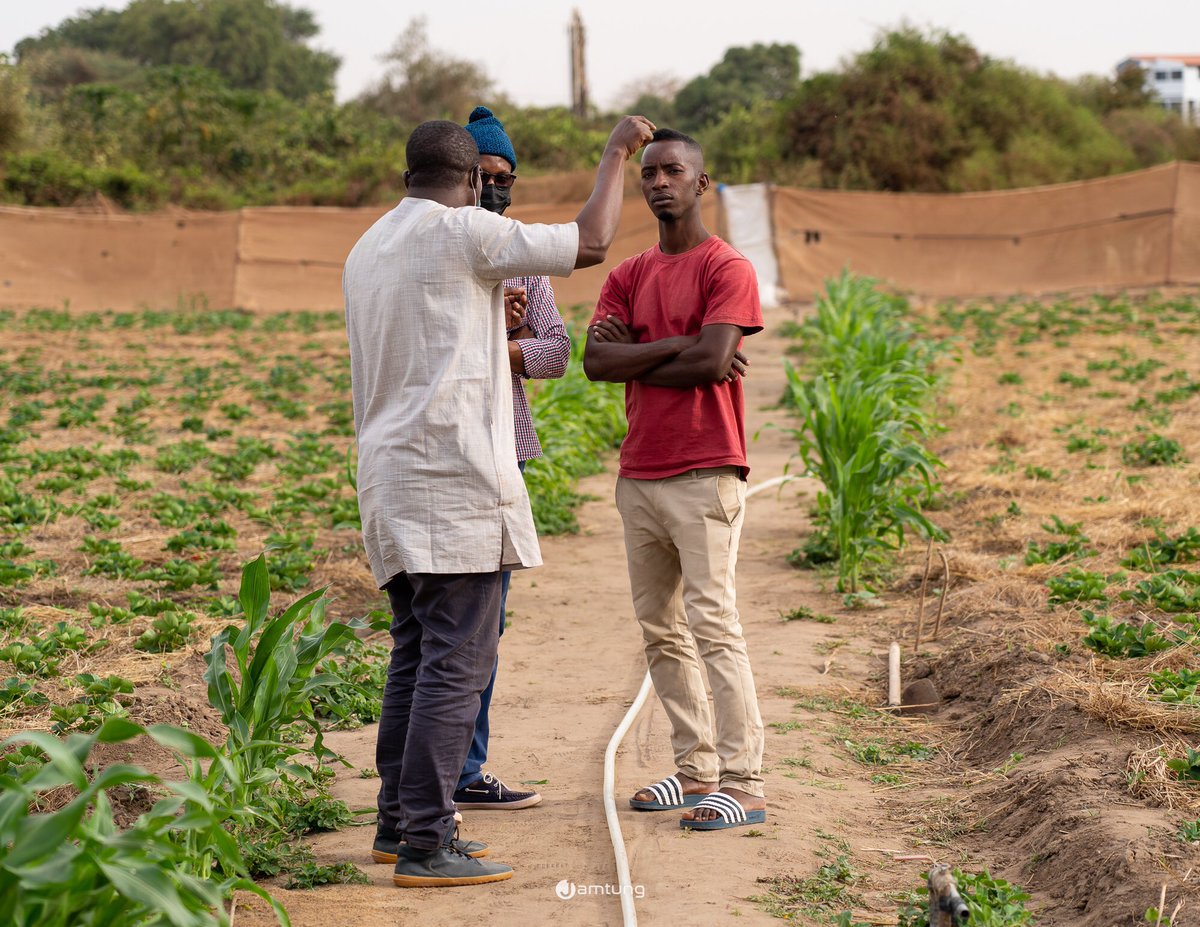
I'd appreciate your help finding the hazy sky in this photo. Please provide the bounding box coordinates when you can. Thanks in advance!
[6,1,1200,109]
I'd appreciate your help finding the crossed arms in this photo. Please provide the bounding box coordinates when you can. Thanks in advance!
[583,317,749,387]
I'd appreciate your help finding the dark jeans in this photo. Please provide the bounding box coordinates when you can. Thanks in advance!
[458,459,525,790]
[457,569,511,789]
[376,571,502,851]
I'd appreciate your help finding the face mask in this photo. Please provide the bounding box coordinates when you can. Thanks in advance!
[480,184,511,214]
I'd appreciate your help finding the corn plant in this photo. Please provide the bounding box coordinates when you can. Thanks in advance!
[202,553,377,832]
[785,368,943,592]
[780,273,946,591]
[785,272,943,405]
[0,716,287,927]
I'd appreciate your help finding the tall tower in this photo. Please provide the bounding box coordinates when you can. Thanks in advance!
[569,9,589,118]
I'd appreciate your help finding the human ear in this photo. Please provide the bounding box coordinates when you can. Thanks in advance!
[469,166,482,206]
[696,171,710,196]
[403,170,412,191]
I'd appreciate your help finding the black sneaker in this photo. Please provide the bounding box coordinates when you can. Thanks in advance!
[454,772,542,810]
[372,825,488,864]
[392,841,512,887]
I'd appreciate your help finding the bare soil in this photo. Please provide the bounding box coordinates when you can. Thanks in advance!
[4,300,1199,926]
[232,305,1200,926]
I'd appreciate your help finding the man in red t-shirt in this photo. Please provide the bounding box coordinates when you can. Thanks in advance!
[584,128,766,832]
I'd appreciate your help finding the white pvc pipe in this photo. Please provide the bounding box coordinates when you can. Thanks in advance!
[887,642,901,707]
[602,473,796,926]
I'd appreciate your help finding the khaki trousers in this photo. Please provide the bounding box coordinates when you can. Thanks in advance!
[615,468,765,796]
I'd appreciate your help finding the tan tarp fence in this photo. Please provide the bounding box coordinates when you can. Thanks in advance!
[0,208,240,310]
[233,206,384,312]
[0,194,716,313]
[1172,163,1200,283]
[771,161,1200,299]
[1,162,1195,311]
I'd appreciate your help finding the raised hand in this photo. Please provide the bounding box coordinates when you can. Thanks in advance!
[605,116,657,160]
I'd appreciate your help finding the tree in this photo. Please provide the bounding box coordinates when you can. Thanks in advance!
[778,27,1133,192]
[18,46,142,102]
[702,102,784,184]
[674,43,800,132]
[358,18,495,125]
[15,0,338,101]
[0,56,27,153]
[1072,64,1157,115]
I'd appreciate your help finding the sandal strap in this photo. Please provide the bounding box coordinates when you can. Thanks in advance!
[644,775,684,807]
[693,791,747,823]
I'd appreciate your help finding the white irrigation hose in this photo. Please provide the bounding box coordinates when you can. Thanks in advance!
[602,473,796,926]
[602,672,654,925]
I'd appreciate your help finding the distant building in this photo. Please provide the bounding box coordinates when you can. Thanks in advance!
[1119,55,1200,123]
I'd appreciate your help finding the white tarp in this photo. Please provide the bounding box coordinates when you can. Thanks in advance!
[719,182,782,307]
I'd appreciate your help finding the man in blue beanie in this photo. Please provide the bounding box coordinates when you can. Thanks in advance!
[450,106,570,813]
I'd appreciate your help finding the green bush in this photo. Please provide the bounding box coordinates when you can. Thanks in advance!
[1081,611,1176,658]
[0,57,28,153]
[525,326,626,535]
[898,868,1034,927]
[1,150,165,208]
[1121,434,1185,467]
[5,20,1199,208]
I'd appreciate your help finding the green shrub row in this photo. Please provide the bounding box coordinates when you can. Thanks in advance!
[525,325,627,534]
[781,272,947,591]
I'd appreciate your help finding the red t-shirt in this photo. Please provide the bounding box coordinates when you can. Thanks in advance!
[591,235,763,480]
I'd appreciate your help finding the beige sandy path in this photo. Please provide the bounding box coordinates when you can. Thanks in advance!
[234,308,912,927]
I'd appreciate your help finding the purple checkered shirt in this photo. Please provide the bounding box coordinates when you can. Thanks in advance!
[507,275,569,461]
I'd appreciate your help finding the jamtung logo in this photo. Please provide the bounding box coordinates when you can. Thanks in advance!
[554,879,645,900]
[555,879,577,900]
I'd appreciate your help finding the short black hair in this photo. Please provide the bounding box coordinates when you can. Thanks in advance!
[650,127,701,149]
[405,120,479,188]
[646,127,704,166]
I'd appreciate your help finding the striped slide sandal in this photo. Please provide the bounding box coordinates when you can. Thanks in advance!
[628,774,709,811]
[679,791,767,830]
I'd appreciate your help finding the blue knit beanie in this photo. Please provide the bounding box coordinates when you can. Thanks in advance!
[463,106,517,171]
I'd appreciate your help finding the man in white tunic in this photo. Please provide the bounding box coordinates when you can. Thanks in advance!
[344,116,654,887]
